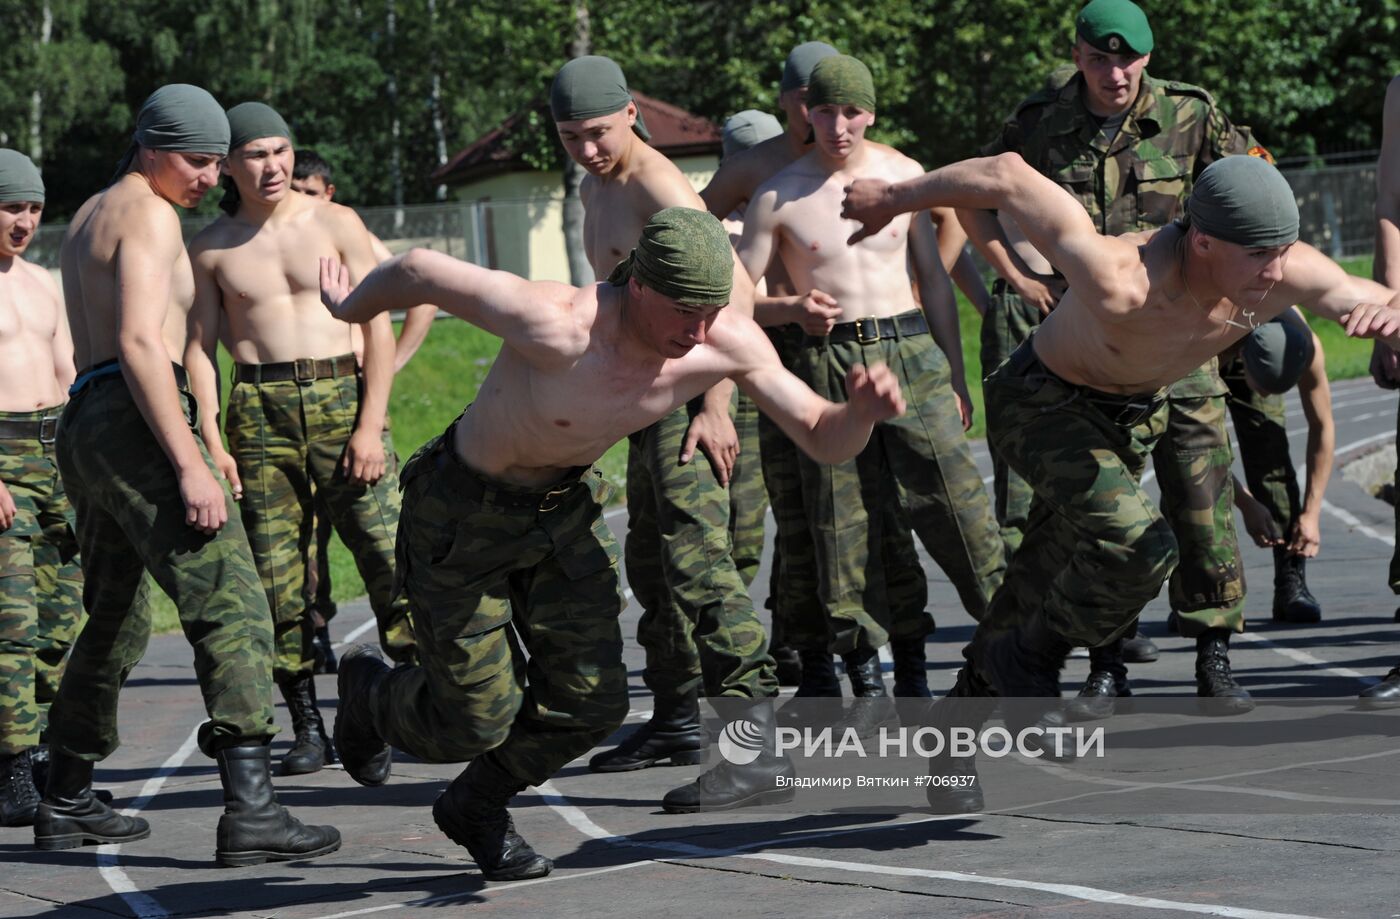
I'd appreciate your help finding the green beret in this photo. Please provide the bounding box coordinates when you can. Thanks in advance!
[227,102,293,150]
[1187,156,1299,249]
[781,41,840,92]
[1242,318,1313,394]
[608,207,732,307]
[550,55,650,142]
[1076,0,1154,55]
[807,55,876,113]
[113,83,229,183]
[0,149,44,205]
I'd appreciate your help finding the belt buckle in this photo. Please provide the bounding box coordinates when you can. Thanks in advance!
[1114,400,1152,427]
[39,416,58,444]
[538,485,571,513]
[855,317,880,345]
[293,358,316,383]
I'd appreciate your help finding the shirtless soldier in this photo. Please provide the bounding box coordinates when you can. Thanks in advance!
[289,148,437,675]
[38,84,338,865]
[843,153,1400,738]
[0,151,81,828]
[738,55,1005,706]
[187,102,413,777]
[326,206,904,880]
[547,56,782,809]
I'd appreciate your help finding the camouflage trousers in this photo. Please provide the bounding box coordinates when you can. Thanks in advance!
[1220,352,1301,533]
[368,426,628,786]
[760,325,929,652]
[981,341,1177,646]
[49,366,276,759]
[729,392,767,590]
[1154,368,1247,636]
[0,410,82,754]
[791,315,1005,654]
[628,400,777,701]
[225,366,414,680]
[978,282,1045,557]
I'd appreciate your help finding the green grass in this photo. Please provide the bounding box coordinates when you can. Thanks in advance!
[143,264,1384,631]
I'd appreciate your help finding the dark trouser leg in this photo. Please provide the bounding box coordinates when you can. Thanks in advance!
[979,284,1044,559]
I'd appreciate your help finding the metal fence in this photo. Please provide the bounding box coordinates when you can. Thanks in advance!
[25,159,1387,273]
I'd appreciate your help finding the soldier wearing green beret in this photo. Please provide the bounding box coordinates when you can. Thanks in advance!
[961,0,1291,713]
[322,207,905,876]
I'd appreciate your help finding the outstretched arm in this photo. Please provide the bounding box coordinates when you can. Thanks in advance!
[1282,242,1400,350]
[1287,313,1333,557]
[843,153,1135,315]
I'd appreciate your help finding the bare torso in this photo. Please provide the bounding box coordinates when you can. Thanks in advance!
[581,142,705,277]
[61,176,193,372]
[454,283,743,486]
[191,194,358,363]
[760,144,924,322]
[1035,227,1287,393]
[706,135,810,297]
[0,259,69,410]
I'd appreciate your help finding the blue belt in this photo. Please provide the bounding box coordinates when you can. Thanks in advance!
[69,360,122,396]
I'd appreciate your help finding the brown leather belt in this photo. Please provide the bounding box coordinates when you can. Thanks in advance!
[233,354,359,384]
[0,416,59,443]
[823,309,929,345]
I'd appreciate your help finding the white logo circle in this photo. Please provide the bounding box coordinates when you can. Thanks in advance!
[718,719,765,765]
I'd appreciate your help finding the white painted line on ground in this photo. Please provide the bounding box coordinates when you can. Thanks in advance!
[95,721,204,919]
[1236,630,1378,682]
[536,782,1325,918]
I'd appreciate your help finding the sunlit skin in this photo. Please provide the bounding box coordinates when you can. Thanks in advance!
[625,282,725,359]
[0,201,42,258]
[1186,232,1292,310]
[1071,38,1150,118]
[555,106,638,178]
[290,173,335,199]
[223,137,294,206]
[808,103,875,160]
[140,148,223,209]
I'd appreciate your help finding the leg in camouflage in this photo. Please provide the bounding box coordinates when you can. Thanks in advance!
[971,343,1176,703]
[979,281,1045,558]
[728,392,767,590]
[1220,353,1320,623]
[792,322,1003,657]
[307,488,338,674]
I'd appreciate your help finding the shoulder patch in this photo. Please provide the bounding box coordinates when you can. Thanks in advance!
[1246,145,1275,164]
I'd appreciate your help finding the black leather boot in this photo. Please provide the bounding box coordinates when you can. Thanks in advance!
[33,751,149,850]
[1,749,40,827]
[793,646,841,697]
[838,647,896,738]
[972,612,1072,700]
[1195,629,1255,715]
[891,636,932,698]
[1121,636,1160,662]
[215,743,341,867]
[433,755,552,881]
[662,698,795,813]
[588,690,708,772]
[924,666,991,813]
[333,644,393,786]
[772,645,803,687]
[1066,639,1131,722]
[1359,665,1400,710]
[1272,547,1322,624]
[29,744,112,805]
[311,624,339,675]
[279,674,337,776]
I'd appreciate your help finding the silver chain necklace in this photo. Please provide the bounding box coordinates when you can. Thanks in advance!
[1179,243,1261,332]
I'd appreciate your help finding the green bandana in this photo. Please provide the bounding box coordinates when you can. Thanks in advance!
[781,41,840,92]
[0,149,44,205]
[608,207,732,306]
[1076,0,1154,55]
[1242,317,1313,394]
[550,55,651,142]
[807,55,876,113]
[227,101,292,150]
[114,84,229,182]
[722,110,783,158]
[1187,156,1299,249]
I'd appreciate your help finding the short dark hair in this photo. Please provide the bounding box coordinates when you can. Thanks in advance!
[293,148,333,183]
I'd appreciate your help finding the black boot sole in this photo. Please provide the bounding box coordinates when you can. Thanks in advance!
[1194,693,1256,716]
[661,785,795,814]
[925,788,985,814]
[36,825,152,850]
[216,837,341,868]
[432,796,553,881]
[589,747,707,773]
[280,756,328,776]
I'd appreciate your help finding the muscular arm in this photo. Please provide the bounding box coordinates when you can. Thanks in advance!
[1282,242,1400,349]
[119,204,226,532]
[368,234,435,373]
[909,210,972,429]
[845,153,1138,318]
[929,207,989,316]
[338,209,392,483]
[184,245,240,494]
[1290,319,1334,557]
[43,271,76,393]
